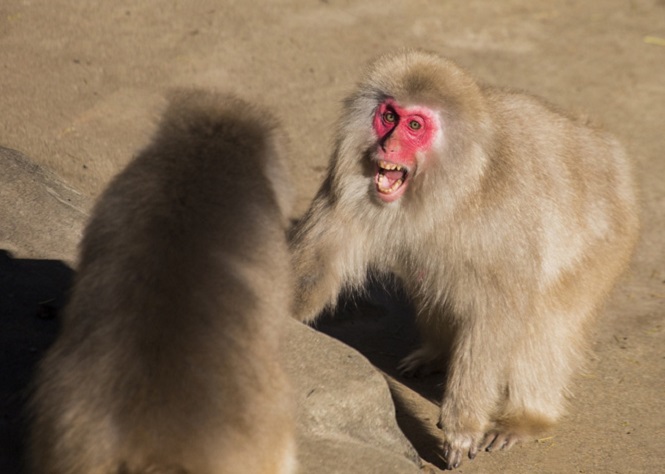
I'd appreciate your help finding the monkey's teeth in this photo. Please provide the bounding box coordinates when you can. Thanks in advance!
[378,161,404,171]
[389,179,404,192]
[377,176,404,193]
[376,160,407,195]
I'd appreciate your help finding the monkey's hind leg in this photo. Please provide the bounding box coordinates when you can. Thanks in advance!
[398,345,447,378]
[483,308,588,452]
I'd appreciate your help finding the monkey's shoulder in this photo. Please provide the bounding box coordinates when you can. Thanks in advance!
[480,85,616,144]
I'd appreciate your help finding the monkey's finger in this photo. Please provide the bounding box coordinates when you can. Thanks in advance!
[487,433,509,451]
[441,442,462,470]
[502,434,520,451]
[447,450,462,470]
[468,444,479,460]
[479,431,499,451]
[483,431,518,452]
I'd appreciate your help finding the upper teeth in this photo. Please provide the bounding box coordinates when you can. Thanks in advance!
[379,161,404,171]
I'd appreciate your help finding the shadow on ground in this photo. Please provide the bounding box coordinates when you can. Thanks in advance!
[0,250,71,474]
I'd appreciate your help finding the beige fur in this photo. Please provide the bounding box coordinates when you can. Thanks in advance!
[290,50,638,469]
[29,90,297,474]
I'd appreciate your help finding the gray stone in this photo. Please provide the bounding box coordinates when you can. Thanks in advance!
[284,321,423,473]
[0,147,89,263]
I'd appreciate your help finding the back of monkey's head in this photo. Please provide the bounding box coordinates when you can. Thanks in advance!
[159,89,280,167]
[158,89,293,220]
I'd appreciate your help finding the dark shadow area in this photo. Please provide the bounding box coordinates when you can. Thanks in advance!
[314,280,418,376]
[313,277,450,470]
[0,250,72,474]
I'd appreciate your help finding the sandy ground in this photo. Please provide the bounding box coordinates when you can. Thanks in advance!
[1,0,664,472]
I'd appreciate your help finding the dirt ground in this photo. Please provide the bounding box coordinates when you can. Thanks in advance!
[1,0,664,472]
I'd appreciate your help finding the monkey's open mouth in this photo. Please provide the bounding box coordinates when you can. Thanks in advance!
[375,160,408,202]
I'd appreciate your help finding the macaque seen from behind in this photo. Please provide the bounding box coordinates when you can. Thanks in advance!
[29,90,297,474]
[290,50,638,469]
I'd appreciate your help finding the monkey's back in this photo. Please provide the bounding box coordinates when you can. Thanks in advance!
[29,91,296,474]
[454,87,640,333]
[486,88,639,269]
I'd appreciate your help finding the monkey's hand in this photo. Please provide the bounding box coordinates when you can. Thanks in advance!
[437,407,487,470]
[440,431,481,470]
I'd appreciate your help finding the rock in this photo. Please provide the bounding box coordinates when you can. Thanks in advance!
[0,147,90,263]
[284,321,423,473]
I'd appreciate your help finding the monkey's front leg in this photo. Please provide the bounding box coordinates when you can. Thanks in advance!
[437,315,506,470]
[290,201,368,323]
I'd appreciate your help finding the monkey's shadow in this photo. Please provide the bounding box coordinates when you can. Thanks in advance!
[0,250,72,474]
[313,277,449,469]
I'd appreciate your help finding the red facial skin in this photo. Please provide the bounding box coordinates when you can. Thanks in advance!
[372,100,439,203]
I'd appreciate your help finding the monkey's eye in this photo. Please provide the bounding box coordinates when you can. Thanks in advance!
[383,111,397,123]
[408,120,422,130]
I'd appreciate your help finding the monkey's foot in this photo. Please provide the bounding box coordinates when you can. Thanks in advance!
[479,410,552,455]
[439,426,527,469]
[479,429,523,452]
[397,347,444,377]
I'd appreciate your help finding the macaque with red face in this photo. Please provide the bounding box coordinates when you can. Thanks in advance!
[29,90,297,474]
[290,51,639,469]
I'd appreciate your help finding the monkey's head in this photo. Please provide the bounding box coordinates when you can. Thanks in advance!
[334,50,495,212]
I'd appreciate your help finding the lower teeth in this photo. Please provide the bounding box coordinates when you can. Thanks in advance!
[379,178,403,193]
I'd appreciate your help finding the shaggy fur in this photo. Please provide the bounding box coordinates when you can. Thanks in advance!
[29,90,297,474]
[290,50,639,469]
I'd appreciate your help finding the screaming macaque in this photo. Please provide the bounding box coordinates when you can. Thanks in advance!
[29,90,297,474]
[290,50,639,469]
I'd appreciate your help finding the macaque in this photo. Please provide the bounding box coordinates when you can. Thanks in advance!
[290,50,639,469]
[29,90,297,474]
